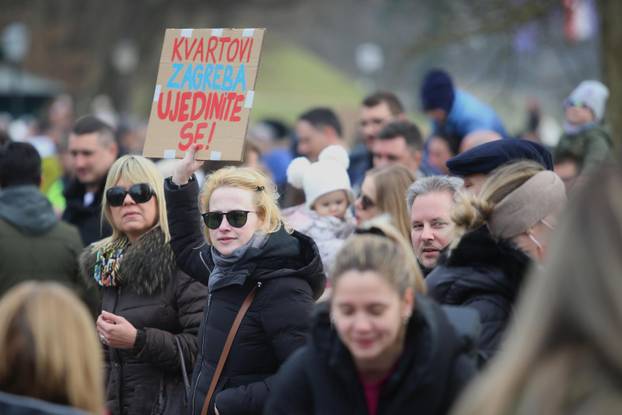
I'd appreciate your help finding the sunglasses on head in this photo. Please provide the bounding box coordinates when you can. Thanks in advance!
[106,183,155,207]
[202,210,255,230]
[357,193,376,210]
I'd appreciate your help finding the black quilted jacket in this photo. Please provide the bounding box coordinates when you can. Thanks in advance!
[164,177,326,415]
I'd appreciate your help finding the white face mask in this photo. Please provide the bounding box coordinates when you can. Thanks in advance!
[540,219,555,231]
[526,219,555,255]
[527,232,543,251]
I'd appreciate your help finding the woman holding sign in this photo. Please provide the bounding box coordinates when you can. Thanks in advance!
[164,145,326,415]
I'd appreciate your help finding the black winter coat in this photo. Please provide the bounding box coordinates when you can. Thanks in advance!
[80,229,208,415]
[426,226,531,362]
[164,177,326,415]
[265,296,479,415]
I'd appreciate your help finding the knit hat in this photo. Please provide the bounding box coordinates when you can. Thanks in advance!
[287,145,353,209]
[488,171,566,239]
[565,80,609,121]
[420,69,455,113]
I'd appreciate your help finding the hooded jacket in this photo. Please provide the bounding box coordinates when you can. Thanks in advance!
[164,177,326,415]
[0,185,84,299]
[265,296,478,415]
[80,228,208,415]
[426,226,531,362]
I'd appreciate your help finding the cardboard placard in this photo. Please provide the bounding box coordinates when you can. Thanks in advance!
[143,28,265,161]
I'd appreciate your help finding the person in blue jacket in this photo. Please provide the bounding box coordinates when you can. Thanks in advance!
[420,69,508,152]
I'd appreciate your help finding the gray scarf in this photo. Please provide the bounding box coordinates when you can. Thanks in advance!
[209,231,269,292]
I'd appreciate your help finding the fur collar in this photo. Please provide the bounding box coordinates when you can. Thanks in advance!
[80,228,176,295]
[446,225,531,284]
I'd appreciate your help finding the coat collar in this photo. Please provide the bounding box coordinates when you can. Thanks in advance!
[80,227,176,295]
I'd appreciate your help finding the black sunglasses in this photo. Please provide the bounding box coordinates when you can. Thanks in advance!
[106,183,155,207]
[202,210,255,230]
[357,193,376,210]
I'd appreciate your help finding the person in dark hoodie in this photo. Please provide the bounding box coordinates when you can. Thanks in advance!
[426,160,566,363]
[165,144,326,415]
[266,219,478,415]
[0,141,84,300]
[80,155,207,415]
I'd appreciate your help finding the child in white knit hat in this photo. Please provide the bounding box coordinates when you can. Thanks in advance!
[284,145,355,273]
[554,80,612,174]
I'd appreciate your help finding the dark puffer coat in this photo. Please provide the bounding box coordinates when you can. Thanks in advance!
[164,177,326,415]
[265,296,479,415]
[80,228,208,415]
[426,225,531,363]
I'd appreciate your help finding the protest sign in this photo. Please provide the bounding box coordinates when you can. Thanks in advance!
[143,28,265,161]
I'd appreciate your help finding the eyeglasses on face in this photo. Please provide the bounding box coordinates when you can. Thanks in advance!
[357,193,376,210]
[202,210,256,230]
[565,99,590,109]
[106,183,155,207]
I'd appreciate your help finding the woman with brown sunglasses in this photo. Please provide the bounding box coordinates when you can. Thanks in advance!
[354,165,416,241]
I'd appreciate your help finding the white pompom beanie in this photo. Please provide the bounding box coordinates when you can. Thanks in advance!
[287,145,354,209]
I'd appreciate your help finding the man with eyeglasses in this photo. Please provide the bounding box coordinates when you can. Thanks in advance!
[63,115,117,245]
[407,176,464,276]
[372,120,425,178]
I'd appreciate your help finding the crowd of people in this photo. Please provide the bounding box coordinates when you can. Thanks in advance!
[0,68,620,415]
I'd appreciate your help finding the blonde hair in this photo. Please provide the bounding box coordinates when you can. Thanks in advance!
[331,217,427,297]
[452,161,544,235]
[100,155,169,245]
[200,166,287,243]
[0,282,104,414]
[451,164,622,415]
[366,165,416,241]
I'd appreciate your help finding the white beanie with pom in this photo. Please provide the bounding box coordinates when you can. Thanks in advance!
[287,145,353,209]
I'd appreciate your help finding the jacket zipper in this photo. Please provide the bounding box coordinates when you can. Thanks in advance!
[192,291,212,415]
[190,281,262,414]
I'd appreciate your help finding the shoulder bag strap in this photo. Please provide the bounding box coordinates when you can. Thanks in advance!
[200,286,258,415]
[174,336,191,402]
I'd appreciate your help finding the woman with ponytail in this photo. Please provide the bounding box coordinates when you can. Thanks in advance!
[426,160,566,363]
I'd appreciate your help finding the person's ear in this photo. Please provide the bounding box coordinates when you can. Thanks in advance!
[402,287,414,320]
[412,149,422,168]
[109,141,119,158]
